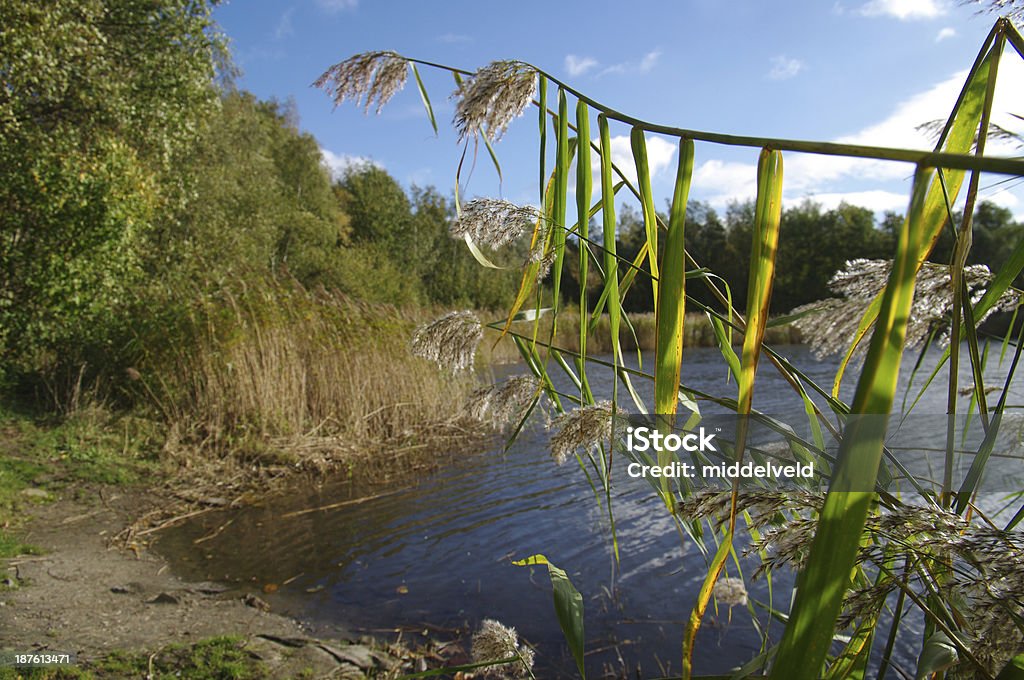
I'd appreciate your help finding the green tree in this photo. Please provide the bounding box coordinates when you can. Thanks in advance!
[0,0,224,373]
[682,201,728,310]
[336,165,412,254]
[262,98,352,283]
[151,92,350,287]
[774,201,885,311]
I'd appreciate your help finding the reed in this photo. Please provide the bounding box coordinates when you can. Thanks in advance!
[319,16,1024,679]
[486,311,799,359]
[136,278,480,472]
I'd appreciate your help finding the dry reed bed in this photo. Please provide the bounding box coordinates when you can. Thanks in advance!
[141,284,484,478]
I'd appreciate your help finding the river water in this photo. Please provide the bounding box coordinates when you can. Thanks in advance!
[155,345,1024,678]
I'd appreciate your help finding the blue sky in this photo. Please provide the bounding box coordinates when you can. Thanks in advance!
[214,0,1024,220]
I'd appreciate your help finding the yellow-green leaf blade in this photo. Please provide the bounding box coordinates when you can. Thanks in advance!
[631,127,660,308]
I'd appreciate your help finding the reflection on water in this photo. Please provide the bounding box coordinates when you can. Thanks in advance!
[156,346,1024,677]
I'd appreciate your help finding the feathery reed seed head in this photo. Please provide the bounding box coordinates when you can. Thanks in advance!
[450,198,543,251]
[548,401,614,465]
[966,0,1024,21]
[410,311,482,372]
[792,258,1016,357]
[533,249,557,283]
[471,619,535,679]
[467,375,542,425]
[713,577,748,607]
[454,61,536,142]
[313,51,408,114]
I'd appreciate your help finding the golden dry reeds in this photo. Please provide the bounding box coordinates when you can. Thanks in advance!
[147,280,480,470]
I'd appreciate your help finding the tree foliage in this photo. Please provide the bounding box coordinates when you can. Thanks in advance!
[0,0,224,371]
[153,92,350,288]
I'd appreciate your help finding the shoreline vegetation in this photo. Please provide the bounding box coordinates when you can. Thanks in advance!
[0,302,800,678]
[485,310,803,363]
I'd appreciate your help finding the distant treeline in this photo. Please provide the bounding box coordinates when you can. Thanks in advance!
[559,199,1024,315]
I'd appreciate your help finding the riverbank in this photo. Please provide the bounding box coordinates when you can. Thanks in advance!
[0,486,470,679]
[0,402,489,678]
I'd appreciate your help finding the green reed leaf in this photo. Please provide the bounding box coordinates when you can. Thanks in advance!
[598,114,622,372]
[551,89,571,323]
[631,127,660,308]
[409,63,438,135]
[577,100,592,401]
[654,138,693,420]
[771,166,937,680]
[513,555,586,679]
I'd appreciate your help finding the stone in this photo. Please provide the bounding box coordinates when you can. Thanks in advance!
[110,583,141,594]
[323,643,374,669]
[242,593,271,612]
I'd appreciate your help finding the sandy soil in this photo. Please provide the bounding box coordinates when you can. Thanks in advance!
[1,487,316,659]
[0,486,466,678]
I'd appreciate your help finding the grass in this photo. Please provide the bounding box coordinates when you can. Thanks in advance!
[0,404,162,557]
[0,636,267,680]
[0,633,458,679]
[141,282,482,474]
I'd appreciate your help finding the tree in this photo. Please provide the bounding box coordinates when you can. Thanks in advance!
[0,0,224,373]
[335,165,412,254]
[152,92,350,289]
[773,201,885,311]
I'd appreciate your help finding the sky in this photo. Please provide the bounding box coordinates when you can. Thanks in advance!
[213,0,1024,221]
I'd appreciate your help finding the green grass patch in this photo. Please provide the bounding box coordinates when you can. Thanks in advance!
[0,636,268,679]
[0,404,164,556]
[0,530,40,559]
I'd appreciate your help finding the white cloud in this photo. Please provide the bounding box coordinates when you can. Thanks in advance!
[984,186,1021,210]
[694,159,760,205]
[858,0,946,19]
[841,55,1024,155]
[274,9,294,41]
[316,0,357,12]
[437,33,473,44]
[591,134,677,186]
[600,50,662,77]
[565,55,598,77]
[639,50,661,73]
[768,55,804,80]
[935,26,956,41]
[321,149,381,181]
[787,190,911,213]
[691,55,1024,211]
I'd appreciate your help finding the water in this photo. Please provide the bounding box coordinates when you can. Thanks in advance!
[155,345,1024,678]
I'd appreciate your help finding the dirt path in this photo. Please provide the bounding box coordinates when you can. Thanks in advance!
[1,488,311,649]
